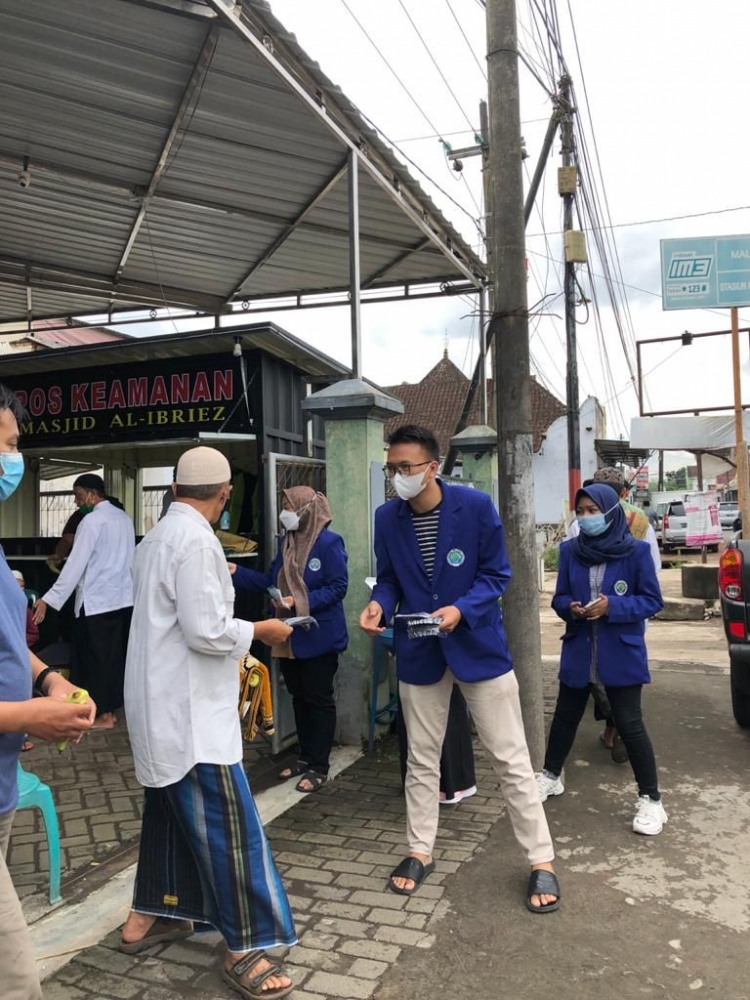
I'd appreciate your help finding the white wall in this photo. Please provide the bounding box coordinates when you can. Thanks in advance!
[532,396,605,524]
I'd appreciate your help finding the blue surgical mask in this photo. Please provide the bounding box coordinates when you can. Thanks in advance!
[577,513,608,536]
[0,452,24,501]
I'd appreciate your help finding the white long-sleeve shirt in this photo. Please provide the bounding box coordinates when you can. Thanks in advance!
[124,502,255,787]
[42,500,135,616]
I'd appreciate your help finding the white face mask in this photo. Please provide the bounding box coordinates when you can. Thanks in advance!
[393,470,429,501]
[279,509,300,532]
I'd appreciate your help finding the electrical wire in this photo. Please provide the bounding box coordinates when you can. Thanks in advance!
[143,216,181,335]
[337,1,484,233]
[526,202,750,236]
[444,0,487,80]
[396,0,477,133]
[339,0,443,137]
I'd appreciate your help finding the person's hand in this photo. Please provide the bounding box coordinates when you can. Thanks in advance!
[253,619,294,645]
[359,601,385,635]
[227,562,237,576]
[272,596,295,612]
[44,674,97,726]
[24,697,94,742]
[583,595,609,620]
[432,605,462,634]
[32,599,48,625]
[570,601,587,619]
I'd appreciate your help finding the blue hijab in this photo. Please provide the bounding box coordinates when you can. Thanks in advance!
[568,482,638,567]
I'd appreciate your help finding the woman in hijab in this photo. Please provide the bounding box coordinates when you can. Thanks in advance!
[536,483,667,835]
[230,487,348,792]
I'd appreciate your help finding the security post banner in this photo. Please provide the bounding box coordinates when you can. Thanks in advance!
[6,354,254,449]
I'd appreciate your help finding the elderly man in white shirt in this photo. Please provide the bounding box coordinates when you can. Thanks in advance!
[34,473,135,730]
[121,446,296,1000]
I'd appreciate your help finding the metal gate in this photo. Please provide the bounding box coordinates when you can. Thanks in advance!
[263,454,326,753]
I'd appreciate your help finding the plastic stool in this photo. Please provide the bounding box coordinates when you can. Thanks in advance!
[16,763,62,905]
[368,628,397,751]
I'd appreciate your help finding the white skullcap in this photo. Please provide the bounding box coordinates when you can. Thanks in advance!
[11,569,25,583]
[175,447,231,486]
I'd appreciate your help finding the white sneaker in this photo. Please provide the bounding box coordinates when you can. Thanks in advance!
[632,796,668,835]
[439,785,478,805]
[535,770,564,802]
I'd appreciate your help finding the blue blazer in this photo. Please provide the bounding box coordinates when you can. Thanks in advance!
[371,481,513,685]
[233,528,348,660]
[551,540,664,688]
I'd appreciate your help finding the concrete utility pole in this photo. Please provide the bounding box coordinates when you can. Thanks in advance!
[486,0,545,764]
[559,76,581,510]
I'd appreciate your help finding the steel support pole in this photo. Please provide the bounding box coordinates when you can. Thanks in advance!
[486,0,545,764]
[560,77,580,511]
[479,284,488,425]
[348,150,362,380]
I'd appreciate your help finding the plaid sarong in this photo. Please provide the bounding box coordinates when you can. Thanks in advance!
[131,762,296,953]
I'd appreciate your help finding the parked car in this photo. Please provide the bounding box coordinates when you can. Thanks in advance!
[658,500,719,552]
[718,540,750,727]
[719,501,740,529]
[659,501,687,550]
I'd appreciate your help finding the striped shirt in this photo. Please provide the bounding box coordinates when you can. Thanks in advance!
[411,504,442,579]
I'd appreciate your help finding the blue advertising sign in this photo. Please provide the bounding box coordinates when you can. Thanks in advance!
[661,235,750,310]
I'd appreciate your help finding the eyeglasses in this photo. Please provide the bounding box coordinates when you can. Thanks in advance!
[382,460,432,478]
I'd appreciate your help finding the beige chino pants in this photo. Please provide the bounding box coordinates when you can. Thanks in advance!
[399,668,554,863]
[0,810,42,1000]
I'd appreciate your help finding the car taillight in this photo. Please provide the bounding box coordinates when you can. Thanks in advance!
[719,548,743,601]
[663,515,670,529]
[729,621,746,639]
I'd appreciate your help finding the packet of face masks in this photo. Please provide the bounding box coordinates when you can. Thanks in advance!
[396,613,444,639]
[285,615,318,631]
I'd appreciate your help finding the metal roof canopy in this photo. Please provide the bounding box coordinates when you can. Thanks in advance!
[0,0,485,355]
[594,439,650,470]
[0,322,350,379]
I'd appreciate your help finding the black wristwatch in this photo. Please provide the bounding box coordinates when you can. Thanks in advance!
[33,666,59,697]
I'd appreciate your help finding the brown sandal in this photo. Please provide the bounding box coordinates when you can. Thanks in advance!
[222,951,294,1000]
[119,917,193,954]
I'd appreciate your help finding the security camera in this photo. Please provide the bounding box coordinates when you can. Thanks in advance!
[18,170,31,189]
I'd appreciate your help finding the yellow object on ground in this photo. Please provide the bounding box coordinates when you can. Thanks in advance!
[238,654,274,741]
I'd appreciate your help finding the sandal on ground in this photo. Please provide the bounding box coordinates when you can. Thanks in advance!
[278,760,308,781]
[119,917,194,954]
[611,733,629,764]
[387,856,436,896]
[222,950,294,1000]
[295,770,327,793]
[526,869,561,914]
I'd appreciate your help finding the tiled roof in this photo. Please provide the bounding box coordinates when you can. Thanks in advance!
[384,351,566,455]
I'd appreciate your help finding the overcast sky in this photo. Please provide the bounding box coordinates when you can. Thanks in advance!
[121,1,750,467]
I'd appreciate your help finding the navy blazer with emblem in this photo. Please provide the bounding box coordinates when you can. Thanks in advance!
[232,528,348,659]
[371,480,513,685]
[551,538,663,688]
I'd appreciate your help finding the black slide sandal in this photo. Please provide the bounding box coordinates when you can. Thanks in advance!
[526,869,561,914]
[387,856,436,896]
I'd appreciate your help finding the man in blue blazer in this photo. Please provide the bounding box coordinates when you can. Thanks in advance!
[360,425,558,911]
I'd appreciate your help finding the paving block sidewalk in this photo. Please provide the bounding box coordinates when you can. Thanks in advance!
[12,724,299,911]
[40,734,516,1000]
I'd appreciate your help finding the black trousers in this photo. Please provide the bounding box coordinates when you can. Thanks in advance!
[544,682,660,800]
[397,683,476,798]
[279,652,338,775]
[70,605,132,715]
